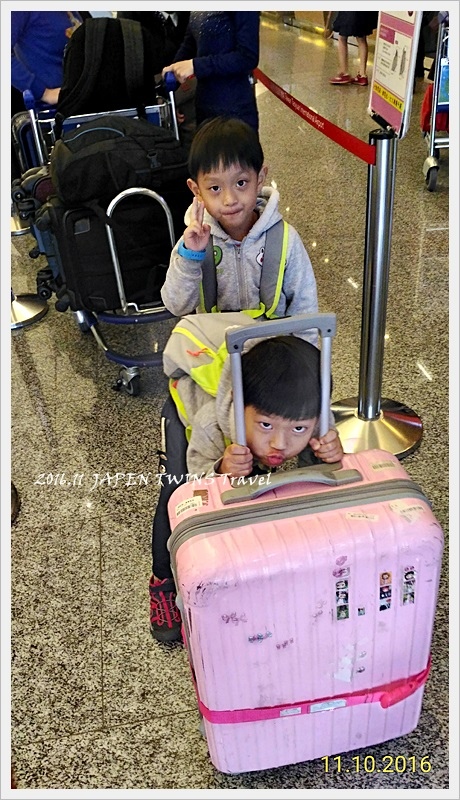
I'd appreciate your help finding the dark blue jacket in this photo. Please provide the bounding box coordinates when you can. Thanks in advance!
[11,11,81,102]
[174,11,259,131]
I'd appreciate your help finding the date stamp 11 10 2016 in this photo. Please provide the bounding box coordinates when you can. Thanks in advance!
[321,754,432,774]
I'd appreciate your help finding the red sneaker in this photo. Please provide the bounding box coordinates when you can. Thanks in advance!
[149,576,182,642]
[329,73,351,85]
[352,74,369,86]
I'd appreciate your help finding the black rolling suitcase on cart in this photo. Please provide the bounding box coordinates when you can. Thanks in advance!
[34,185,184,395]
[11,165,58,274]
[12,165,55,216]
[34,192,177,312]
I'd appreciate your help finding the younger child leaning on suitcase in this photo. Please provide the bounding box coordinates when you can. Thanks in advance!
[160,116,318,339]
[149,333,343,643]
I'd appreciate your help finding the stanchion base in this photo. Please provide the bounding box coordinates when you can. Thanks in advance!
[11,294,48,329]
[11,214,30,236]
[332,397,423,460]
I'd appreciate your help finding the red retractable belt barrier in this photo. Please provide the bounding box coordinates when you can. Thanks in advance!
[254,68,376,166]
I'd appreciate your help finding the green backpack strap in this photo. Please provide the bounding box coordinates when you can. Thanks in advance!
[199,219,288,317]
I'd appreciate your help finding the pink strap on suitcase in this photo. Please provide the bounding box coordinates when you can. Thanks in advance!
[198,657,431,724]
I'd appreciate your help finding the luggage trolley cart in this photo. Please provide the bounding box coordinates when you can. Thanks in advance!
[14,75,185,395]
[422,18,449,191]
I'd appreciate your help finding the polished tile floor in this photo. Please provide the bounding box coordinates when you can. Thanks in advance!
[7,16,452,794]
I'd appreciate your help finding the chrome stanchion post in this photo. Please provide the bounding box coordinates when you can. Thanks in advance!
[333,130,423,459]
[358,130,396,420]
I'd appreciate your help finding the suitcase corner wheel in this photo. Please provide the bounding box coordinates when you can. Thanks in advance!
[36,270,53,300]
[36,268,61,300]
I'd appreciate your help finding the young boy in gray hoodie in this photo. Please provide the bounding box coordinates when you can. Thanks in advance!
[160,116,318,336]
[150,313,343,643]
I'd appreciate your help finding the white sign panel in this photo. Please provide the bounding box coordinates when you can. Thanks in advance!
[369,11,422,138]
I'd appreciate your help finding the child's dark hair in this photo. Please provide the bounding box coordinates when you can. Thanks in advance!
[241,336,322,421]
[188,116,264,181]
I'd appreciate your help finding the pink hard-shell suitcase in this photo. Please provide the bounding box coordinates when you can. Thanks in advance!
[167,314,444,774]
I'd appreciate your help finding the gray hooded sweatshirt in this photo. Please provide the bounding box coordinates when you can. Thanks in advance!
[160,186,318,322]
[162,313,335,478]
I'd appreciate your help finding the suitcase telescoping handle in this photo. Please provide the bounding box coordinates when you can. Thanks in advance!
[226,313,336,444]
[220,464,363,504]
[223,313,362,504]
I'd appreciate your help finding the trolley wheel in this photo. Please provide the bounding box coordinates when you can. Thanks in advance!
[37,270,54,300]
[12,188,26,203]
[124,375,141,397]
[112,373,141,397]
[29,247,40,259]
[426,167,438,192]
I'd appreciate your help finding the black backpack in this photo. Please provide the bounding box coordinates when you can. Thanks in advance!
[54,17,165,137]
[49,114,189,208]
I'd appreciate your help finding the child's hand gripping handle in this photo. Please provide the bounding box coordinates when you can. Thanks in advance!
[225,313,337,447]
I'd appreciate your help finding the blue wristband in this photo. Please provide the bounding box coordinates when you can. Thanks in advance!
[178,241,206,261]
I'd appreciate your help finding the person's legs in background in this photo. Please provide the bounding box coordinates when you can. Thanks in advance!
[337,34,349,74]
[352,36,369,85]
[329,35,351,84]
[323,11,334,40]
